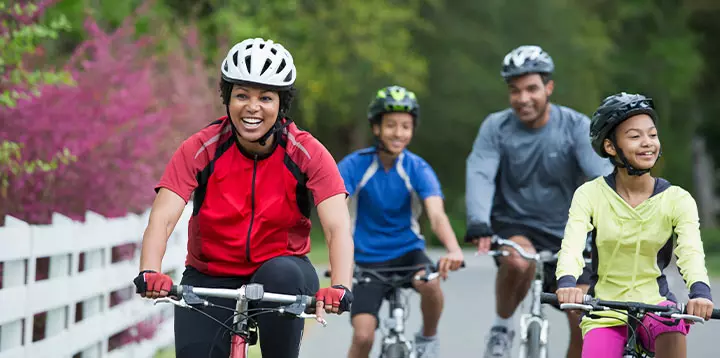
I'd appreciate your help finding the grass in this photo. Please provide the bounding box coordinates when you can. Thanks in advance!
[706,253,720,278]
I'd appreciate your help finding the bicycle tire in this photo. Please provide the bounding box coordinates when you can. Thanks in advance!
[381,342,410,358]
[525,321,543,358]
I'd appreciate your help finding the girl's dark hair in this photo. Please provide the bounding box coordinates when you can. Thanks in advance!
[219,79,296,116]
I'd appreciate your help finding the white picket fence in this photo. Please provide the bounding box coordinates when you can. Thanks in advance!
[0,203,193,358]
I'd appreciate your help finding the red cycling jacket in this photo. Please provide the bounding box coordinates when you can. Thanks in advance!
[156,117,347,276]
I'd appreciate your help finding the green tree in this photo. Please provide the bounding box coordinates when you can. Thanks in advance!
[1,1,76,218]
[588,0,703,190]
[411,0,613,212]
[187,0,432,152]
[1,1,73,107]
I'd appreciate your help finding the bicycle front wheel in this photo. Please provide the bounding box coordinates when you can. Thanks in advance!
[525,321,543,358]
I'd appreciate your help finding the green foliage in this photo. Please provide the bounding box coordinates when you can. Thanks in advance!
[0,1,74,107]
[198,0,431,130]
[410,0,615,209]
[0,141,76,197]
[14,0,720,231]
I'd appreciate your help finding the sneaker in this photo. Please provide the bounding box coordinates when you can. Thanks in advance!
[414,333,439,358]
[483,326,514,358]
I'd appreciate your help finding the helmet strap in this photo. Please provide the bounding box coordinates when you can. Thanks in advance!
[370,118,414,156]
[374,136,395,156]
[609,138,652,176]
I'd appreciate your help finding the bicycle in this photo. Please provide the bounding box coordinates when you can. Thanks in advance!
[541,292,720,357]
[327,261,464,358]
[477,235,591,358]
[154,283,325,358]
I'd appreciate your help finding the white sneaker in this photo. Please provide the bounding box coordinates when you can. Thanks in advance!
[483,326,514,358]
[414,333,439,358]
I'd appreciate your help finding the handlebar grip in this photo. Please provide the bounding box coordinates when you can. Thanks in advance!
[168,285,179,298]
[712,308,720,320]
[541,293,559,306]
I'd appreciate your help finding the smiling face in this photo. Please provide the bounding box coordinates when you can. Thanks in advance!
[372,112,414,155]
[604,113,660,169]
[507,73,554,127]
[227,85,280,143]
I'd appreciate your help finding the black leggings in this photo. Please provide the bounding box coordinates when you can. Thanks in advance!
[174,255,319,358]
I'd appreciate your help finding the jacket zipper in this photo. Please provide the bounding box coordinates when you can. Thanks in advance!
[246,154,258,262]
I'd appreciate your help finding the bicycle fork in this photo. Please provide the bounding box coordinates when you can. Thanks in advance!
[382,289,415,357]
[518,278,550,358]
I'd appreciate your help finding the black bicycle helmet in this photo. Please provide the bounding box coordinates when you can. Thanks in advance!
[590,92,659,175]
[590,92,658,158]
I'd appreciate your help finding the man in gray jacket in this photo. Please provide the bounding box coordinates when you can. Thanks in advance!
[465,45,613,358]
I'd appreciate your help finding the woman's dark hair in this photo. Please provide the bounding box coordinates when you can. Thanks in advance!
[219,79,296,116]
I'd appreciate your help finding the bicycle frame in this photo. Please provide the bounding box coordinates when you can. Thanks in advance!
[230,294,251,358]
[350,264,440,358]
[486,237,554,358]
[543,293,718,358]
[622,308,650,358]
[156,283,319,358]
[381,286,415,357]
[517,252,551,358]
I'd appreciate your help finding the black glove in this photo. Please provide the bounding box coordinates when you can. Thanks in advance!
[464,222,494,243]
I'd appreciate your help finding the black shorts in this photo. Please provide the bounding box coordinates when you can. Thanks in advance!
[350,249,433,323]
[174,255,319,358]
[491,219,593,293]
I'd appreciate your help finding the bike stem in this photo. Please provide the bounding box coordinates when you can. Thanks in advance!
[388,288,405,335]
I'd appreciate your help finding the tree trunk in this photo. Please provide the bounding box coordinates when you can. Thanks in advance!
[692,136,718,227]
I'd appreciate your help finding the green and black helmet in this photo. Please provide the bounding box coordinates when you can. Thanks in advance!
[367,85,420,126]
[590,92,659,175]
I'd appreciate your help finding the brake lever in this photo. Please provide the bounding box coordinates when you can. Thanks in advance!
[154,297,191,308]
[414,272,441,282]
[475,250,509,257]
[298,313,328,327]
[668,313,705,324]
[559,303,594,311]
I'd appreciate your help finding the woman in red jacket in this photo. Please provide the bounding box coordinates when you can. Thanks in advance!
[133,37,354,358]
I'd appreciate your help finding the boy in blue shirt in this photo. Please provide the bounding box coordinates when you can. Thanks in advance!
[338,85,465,358]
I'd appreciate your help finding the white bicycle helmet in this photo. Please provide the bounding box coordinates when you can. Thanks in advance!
[221,38,296,90]
[501,45,554,79]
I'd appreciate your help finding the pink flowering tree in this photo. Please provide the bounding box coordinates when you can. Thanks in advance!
[0,0,219,224]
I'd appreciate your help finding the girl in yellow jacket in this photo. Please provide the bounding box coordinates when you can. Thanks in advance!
[555,92,714,358]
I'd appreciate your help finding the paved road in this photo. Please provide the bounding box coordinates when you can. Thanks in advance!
[299,249,720,357]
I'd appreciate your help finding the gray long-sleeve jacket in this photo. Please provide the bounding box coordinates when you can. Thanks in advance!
[465,104,614,240]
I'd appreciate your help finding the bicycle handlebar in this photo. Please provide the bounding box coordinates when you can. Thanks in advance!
[167,283,316,307]
[324,261,466,286]
[489,235,547,261]
[540,293,720,320]
[485,235,592,265]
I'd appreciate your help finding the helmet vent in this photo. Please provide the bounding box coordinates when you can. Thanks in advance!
[261,59,272,75]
